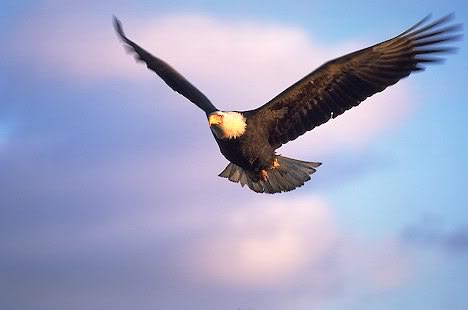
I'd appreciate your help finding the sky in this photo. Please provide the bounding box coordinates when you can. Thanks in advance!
[0,0,467,309]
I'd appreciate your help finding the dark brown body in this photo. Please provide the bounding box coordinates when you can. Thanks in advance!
[213,113,276,180]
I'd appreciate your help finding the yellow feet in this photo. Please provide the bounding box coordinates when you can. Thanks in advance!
[260,159,279,181]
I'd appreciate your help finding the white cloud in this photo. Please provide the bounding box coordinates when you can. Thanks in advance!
[185,196,337,288]
[2,7,463,310]
[3,16,419,286]
[7,13,416,157]
[81,191,411,294]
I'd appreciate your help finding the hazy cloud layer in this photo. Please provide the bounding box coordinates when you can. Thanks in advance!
[402,215,468,254]
[1,5,463,310]
[1,188,417,310]
[6,12,416,159]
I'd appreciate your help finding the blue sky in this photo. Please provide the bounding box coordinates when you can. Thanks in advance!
[1,1,467,309]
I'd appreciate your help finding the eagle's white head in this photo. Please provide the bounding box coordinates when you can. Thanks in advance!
[208,111,247,139]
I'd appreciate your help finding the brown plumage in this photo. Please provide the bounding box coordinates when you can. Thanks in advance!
[114,14,462,194]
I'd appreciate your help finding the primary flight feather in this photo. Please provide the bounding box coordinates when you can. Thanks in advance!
[113,14,461,194]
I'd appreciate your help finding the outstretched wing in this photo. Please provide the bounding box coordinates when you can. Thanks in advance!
[113,17,218,115]
[251,14,462,149]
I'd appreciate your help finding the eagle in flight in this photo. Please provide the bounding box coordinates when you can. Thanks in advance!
[114,14,461,194]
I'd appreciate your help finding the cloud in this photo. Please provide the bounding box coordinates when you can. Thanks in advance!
[0,185,416,310]
[186,197,337,288]
[401,215,468,254]
[6,12,417,159]
[0,8,435,310]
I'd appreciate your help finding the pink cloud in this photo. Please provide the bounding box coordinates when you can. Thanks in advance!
[70,195,416,308]
[7,13,416,157]
[179,202,415,295]
[4,15,420,290]
[2,7,460,309]
[50,182,412,296]
[185,197,337,288]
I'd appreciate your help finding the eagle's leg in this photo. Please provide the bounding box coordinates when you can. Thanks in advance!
[260,158,280,181]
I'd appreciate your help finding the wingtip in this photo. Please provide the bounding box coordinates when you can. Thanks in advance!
[112,15,119,27]
[399,14,432,37]
[112,15,125,38]
[437,12,457,25]
[444,12,456,22]
[423,13,432,24]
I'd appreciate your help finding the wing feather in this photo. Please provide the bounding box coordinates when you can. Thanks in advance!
[113,17,218,115]
[250,14,462,149]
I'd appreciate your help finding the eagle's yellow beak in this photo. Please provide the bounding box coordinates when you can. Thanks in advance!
[208,114,223,126]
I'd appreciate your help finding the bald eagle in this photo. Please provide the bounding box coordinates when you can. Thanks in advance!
[113,14,461,194]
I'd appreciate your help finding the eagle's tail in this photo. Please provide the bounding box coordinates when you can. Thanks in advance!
[218,156,321,194]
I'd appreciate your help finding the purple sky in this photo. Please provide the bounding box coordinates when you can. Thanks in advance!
[1,1,467,309]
